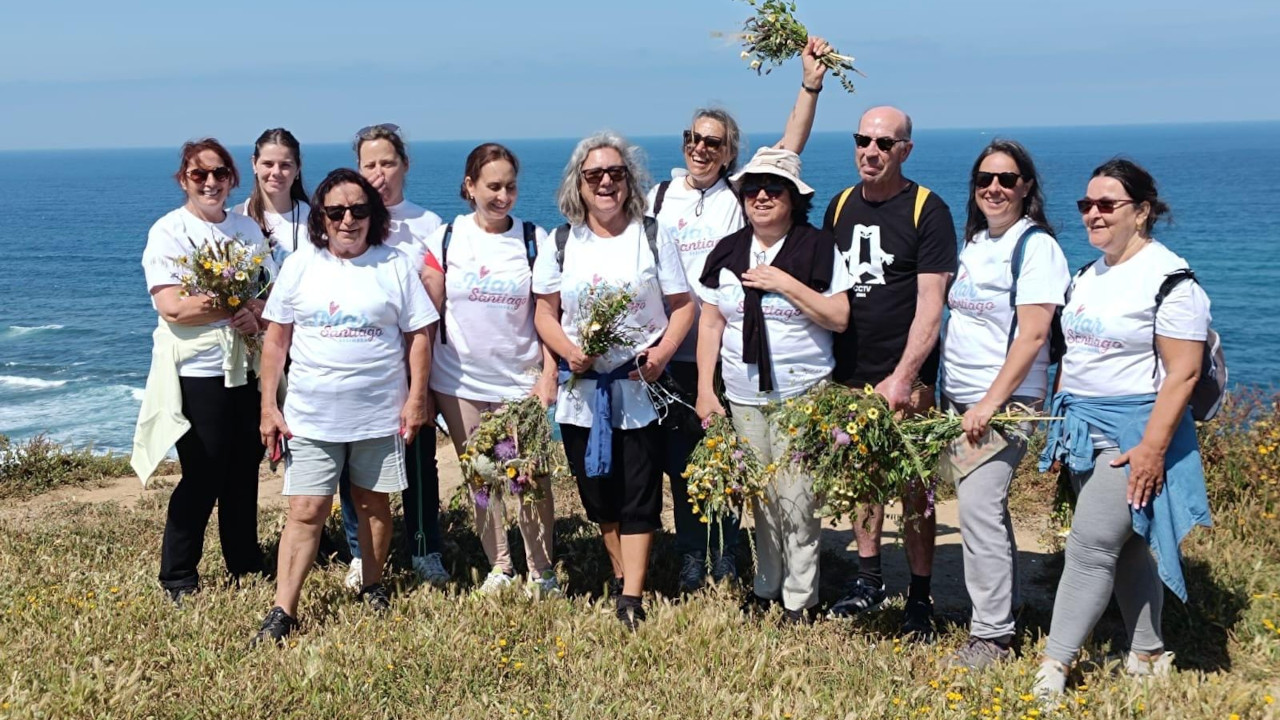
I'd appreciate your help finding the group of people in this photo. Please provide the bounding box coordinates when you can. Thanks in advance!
[132,38,1214,698]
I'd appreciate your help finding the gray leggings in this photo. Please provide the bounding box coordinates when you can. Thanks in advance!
[1044,447,1164,665]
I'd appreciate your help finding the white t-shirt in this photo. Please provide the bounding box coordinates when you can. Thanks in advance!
[231,199,312,265]
[142,207,274,377]
[263,244,439,442]
[387,199,443,273]
[647,170,745,363]
[425,213,546,402]
[941,218,1070,404]
[531,219,690,429]
[1060,240,1211,399]
[697,235,853,405]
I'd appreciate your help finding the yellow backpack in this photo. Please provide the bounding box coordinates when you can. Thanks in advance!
[832,184,932,230]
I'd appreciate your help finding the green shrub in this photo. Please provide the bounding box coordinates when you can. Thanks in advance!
[0,434,134,500]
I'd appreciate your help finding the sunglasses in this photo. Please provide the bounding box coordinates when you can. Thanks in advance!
[853,133,908,152]
[357,123,401,138]
[582,165,629,186]
[740,179,789,199]
[322,203,373,222]
[974,171,1022,189]
[683,130,725,151]
[1076,198,1136,214]
[187,166,233,183]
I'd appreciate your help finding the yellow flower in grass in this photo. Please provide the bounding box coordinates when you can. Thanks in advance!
[506,466,517,478]
[227,296,242,308]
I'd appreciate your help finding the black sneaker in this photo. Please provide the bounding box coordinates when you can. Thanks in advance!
[615,596,646,631]
[740,593,780,619]
[359,583,391,613]
[677,553,706,594]
[900,597,936,644]
[781,606,816,627]
[250,606,298,648]
[165,585,198,608]
[711,551,738,585]
[828,577,887,618]
[607,576,624,601]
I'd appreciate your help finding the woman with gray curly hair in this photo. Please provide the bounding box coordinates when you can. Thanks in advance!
[533,131,694,629]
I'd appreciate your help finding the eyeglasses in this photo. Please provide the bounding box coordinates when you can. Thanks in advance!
[582,165,629,186]
[974,171,1022,189]
[683,130,725,151]
[1076,198,1136,214]
[853,134,908,152]
[186,166,233,183]
[357,123,401,138]
[322,203,373,221]
[740,179,788,198]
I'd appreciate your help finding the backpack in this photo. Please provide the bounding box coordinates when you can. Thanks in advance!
[1007,225,1067,363]
[1154,269,1227,421]
[650,180,672,217]
[554,216,661,272]
[831,183,932,230]
[437,220,538,345]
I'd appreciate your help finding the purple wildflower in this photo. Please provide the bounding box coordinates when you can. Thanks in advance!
[831,427,851,446]
[473,488,490,510]
[494,438,518,461]
[732,449,744,461]
[701,416,714,430]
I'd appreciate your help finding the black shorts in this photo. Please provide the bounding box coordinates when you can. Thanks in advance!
[560,422,663,535]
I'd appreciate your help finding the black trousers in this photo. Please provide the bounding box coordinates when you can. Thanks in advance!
[158,375,265,590]
[561,422,663,535]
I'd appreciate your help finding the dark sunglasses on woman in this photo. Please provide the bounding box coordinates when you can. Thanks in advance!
[740,179,788,198]
[187,166,233,183]
[853,133,908,152]
[683,130,725,151]
[974,171,1022,189]
[322,203,373,221]
[1076,198,1136,214]
[582,166,629,186]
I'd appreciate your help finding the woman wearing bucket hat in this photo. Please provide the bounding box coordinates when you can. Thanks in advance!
[651,36,834,595]
[695,147,852,623]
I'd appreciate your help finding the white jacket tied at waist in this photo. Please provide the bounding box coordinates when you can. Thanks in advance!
[130,318,256,486]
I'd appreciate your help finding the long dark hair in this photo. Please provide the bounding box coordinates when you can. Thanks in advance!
[1091,157,1170,235]
[306,169,391,249]
[246,129,308,237]
[963,139,1054,242]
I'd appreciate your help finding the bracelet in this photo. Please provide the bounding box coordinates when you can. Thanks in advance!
[802,82,822,94]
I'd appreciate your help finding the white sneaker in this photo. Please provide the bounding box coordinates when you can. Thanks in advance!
[1034,658,1068,700]
[477,567,515,595]
[1125,650,1175,677]
[344,558,363,592]
[525,571,563,600]
[412,553,449,588]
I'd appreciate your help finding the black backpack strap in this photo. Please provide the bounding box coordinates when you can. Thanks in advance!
[553,224,571,272]
[652,180,671,217]
[1004,225,1041,352]
[643,215,660,271]
[1151,268,1198,377]
[438,223,454,345]
[522,220,538,267]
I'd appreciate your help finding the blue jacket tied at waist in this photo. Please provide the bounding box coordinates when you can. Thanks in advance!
[558,357,636,479]
[1038,392,1212,601]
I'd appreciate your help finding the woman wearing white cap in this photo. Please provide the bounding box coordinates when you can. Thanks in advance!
[696,146,851,623]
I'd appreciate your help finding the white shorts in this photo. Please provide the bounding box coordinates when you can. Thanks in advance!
[282,434,408,496]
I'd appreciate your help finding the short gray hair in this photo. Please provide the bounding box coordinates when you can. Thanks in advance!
[691,107,743,177]
[556,131,651,226]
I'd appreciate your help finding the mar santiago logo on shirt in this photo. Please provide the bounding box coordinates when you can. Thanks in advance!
[459,267,529,311]
[846,224,895,295]
[947,270,998,314]
[1062,302,1125,354]
[303,301,384,342]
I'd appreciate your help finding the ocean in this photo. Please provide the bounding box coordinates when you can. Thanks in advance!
[1,123,1277,454]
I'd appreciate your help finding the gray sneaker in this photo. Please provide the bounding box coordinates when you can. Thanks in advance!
[412,552,449,588]
[828,577,887,618]
[946,636,1012,670]
[711,552,738,584]
[677,553,705,594]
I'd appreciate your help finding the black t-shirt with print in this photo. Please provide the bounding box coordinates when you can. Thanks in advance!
[823,180,958,388]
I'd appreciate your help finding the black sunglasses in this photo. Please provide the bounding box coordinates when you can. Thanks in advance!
[582,165,629,186]
[1076,198,1136,215]
[853,133,908,152]
[187,166,233,183]
[740,179,789,199]
[974,171,1022,189]
[683,130,725,151]
[322,203,373,221]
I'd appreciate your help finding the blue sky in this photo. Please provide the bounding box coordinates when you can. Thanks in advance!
[2,0,1277,150]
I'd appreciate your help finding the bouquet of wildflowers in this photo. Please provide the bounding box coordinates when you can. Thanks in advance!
[576,282,639,358]
[172,235,270,350]
[682,413,770,562]
[459,396,568,509]
[724,0,864,93]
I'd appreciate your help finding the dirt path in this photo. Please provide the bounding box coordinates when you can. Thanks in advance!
[2,439,1055,612]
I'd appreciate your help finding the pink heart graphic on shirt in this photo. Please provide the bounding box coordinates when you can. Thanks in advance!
[677,218,687,230]
[479,266,491,278]
[592,273,603,285]
[329,301,340,315]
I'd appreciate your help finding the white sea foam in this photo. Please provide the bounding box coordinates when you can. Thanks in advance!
[6,324,65,334]
[130,388,145,402]
[0,375,69,389]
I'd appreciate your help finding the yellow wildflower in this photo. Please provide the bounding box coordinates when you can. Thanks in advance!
[867,408,880,420]
[506,467,517,478]
[234,271,247,281]
[863,384,875,396]
[227,296,241,308]
[846,422,857,433]
[253,255,263,265]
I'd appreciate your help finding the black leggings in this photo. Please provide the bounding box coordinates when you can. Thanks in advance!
[158,376,264,590]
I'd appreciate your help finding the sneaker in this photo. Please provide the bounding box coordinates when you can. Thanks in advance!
[781,606,815,626]
[412,553,449,588]
[678,553,706,594]
[165,585,198,608]
[616,596,646,631]
[740,593,780,618]
[828,577,887,618]
[1033,658,1069,700]
[525,571,563,600]
[343,558,363,592]
[1125,650,1175,677]
[477,567,515,595]
[359,583,391,613]
[607,576,624,601]
[899,597,936,644]
[711,552,738,584]
[946,636,1013,670]
[250,606,298,648]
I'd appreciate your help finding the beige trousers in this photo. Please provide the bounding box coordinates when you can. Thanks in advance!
[435,393,555,575]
